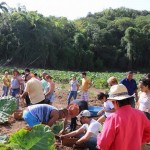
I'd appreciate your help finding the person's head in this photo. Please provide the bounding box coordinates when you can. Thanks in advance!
[59,108,68,119]
[81,72,86,78]
[12,69,19,76]
[25,74,32,82]
[107,84,133,109]
[67,104,80,118]
[4,71,8,76]
[42,72,48,79]
[97,92,108,104]
[71,75,76,80]
[77,110,91,124]
[107,76,118,86]
[126,71,133,81]
[45,75,53,82]
[138,78,150,92]
[24,68,30,75]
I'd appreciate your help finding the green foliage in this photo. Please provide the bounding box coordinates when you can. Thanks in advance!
[0,6,150,70]
[0,96,17,123]
[9,125,55,150]
[50,121,63,134]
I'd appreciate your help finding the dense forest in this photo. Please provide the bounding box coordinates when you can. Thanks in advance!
[0,2,150,71]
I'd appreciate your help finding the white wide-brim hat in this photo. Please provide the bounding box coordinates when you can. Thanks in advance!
[107,84,134,101]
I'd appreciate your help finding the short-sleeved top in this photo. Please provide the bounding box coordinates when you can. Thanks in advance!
[71,99,88,112]
[25,78,45,104]
[28,104,58,124]
[80,119,101,136]
[70,80,78,91]
[41,79,48,92]
[82,78,91,92]
[120,78,137,95]
[11,78,20,89]
[104,101,114,117]
[2,76,10,87]
[139,92,150,111]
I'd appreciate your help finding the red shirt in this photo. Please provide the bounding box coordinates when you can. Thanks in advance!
[97,105,150,150]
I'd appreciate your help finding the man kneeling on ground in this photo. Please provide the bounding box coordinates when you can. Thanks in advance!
[60,110,101,150]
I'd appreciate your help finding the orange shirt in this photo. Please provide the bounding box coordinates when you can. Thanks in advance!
[81,78,91,92]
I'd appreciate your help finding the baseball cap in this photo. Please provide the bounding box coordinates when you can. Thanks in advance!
[77,110,91,118]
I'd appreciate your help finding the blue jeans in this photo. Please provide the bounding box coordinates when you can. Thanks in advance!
[23,110,41,127]
[2,86,9,96]
[78,134,97,150]
[11,88,20,97]
[67,91,77,105]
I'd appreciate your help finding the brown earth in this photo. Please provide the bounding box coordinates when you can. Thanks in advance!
[0,84,149,150]
[0,83,101,150]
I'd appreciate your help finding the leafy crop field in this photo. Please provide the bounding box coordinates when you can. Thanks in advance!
[0,66,144,90]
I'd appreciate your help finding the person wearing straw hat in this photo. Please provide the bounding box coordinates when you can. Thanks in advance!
[97,84,150,150]
[61,110,101,150]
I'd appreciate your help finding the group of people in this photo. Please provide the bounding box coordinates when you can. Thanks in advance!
[2,68,56,106]
[1,69,150,149]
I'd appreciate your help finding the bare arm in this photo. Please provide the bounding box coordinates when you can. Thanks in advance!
[76,132,93,145]
[47,110,59,127]
[61,127,85,138]
[45,82,55,96]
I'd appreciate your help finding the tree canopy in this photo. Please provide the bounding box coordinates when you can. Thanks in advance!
[0,5,150,71]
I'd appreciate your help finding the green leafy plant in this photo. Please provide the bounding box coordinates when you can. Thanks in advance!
[0,96,17,123]
[9,125,55,150]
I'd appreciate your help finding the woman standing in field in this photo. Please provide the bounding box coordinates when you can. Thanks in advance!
[45,75,55,105]
[2,71,10,96]
[67,75,80,105]
[138,78,150,120]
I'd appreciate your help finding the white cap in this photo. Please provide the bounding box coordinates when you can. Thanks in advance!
[77,110,91,118]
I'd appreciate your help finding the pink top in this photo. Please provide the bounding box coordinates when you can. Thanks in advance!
[97,105,150,150]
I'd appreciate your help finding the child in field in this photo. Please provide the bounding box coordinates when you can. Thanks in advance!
[97,92,115,124]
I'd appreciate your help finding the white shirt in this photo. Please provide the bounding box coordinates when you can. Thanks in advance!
[139,92,150,111]
[80,119,101,136]
[104,101,114,117]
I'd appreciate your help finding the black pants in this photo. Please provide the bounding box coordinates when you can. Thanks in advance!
[25,94,31,106]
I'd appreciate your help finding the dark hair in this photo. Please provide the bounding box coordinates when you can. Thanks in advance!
[45,75,53,80]
[82,72,86,76]
[97,92,108,100]
[25,68,30,73]
[139,78,150,88]
[117,98,131,107]
[126,71,133,75]
[34,73,37,76]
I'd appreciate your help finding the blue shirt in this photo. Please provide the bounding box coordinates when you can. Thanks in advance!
[28,104,58,124]
[120,78,137,95]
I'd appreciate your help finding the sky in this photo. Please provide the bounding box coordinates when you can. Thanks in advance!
[4,0,150,20]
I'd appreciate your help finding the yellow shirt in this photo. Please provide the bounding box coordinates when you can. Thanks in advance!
[81,78,91,92]
[24,78,45,104]
[2,76,10,87]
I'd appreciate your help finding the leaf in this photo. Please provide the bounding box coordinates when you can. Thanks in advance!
[50,121,63,134]
[0,135,8,144]
[9,124,55,150]
[0,96,17,123]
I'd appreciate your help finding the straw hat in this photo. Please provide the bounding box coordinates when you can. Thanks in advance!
[67,104,79,117]
[107,84,133,101]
